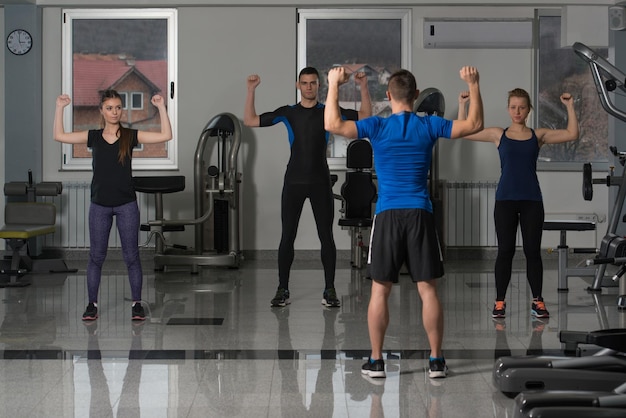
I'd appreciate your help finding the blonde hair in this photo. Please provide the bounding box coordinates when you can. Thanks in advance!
[507,88,532,110]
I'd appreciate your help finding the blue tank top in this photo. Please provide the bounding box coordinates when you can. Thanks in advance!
[496,128,542,201]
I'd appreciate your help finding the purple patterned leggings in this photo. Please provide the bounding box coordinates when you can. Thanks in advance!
[87,201,143,303]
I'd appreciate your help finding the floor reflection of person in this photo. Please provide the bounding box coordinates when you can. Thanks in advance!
[492,318,548,360]
[84,323,144,416]
[274,307,338,416]
[85,323,114,417]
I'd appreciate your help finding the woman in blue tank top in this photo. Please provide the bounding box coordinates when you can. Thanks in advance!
[458,88,578,320]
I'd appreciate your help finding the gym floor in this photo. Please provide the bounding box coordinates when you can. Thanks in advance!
[0,252,622,417]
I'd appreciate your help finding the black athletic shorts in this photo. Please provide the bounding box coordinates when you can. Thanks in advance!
[367,208,444,283]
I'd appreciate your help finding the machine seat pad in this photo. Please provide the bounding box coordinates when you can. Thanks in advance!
[0,202,56,239]
[0,224,56,240]
[543,220,596,231]
[339,218,372,228]
[133,176,185,194]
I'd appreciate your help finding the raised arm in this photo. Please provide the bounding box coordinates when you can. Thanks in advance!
[450,66,484,139]
[457,91,470,120]
[137,95,173,144]
[456,90,502,143]
[536,93,579,145]
[324,67,359,139]
[244,74,261,127]
[354,72,372,119]
[53,94,88,144]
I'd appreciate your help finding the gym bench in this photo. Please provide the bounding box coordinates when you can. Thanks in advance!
[543,220,597,291]
[0,202,57,287]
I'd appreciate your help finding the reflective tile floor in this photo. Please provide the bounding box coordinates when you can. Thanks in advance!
[0,254,624,417]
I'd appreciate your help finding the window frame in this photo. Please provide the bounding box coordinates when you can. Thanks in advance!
[534,8,609,172]
[297,8,411,170]
[61,8,178,170]
[130,92,144,110]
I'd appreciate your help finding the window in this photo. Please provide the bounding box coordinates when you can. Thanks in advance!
[131,92,144,110]
[298,9,411,170]
[536,10,608,169]
[61,9,178,170]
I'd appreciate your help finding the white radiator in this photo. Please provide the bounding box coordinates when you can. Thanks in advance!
[444,181,521,247]
[40,182,154,249]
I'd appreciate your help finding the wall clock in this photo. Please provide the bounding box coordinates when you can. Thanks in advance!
[6,29,32,56]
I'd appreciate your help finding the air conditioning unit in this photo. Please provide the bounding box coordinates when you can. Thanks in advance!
[423,19,533,49]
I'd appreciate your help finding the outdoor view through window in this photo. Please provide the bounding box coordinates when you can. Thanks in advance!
[538,15,608,164]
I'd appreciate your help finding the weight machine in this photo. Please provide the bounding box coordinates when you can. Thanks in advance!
[573,41,626,309]
[137,113,243,273]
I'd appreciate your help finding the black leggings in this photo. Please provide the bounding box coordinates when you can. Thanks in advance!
[278,183,336,290]
[494,200,544,301]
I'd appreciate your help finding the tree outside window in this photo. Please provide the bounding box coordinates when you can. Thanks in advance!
[537,13,608,166]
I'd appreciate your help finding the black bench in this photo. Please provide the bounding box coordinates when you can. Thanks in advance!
[543,220,597,291]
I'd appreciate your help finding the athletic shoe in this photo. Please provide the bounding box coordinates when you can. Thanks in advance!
[322,288,341,307]
[531,299,550,318]
[82,303,98,321]
[361,358,386,378]
[271,288,290,307]
[492,300,506,318]
[428,357,448,378]
[131,302,146,321]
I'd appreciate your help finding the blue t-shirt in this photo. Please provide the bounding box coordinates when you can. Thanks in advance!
[496,128,542,201]
[355,112,452,214]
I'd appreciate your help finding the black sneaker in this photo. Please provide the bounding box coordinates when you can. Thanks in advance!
[531,298,550,318]
[428,358,448,378]
[361,358,386,378]
[82,303,98,321]
[131,302,146,321]
[322,288,341,307]
[271,288,290,307]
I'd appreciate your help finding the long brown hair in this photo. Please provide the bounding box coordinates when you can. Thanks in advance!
[99,89,134,165]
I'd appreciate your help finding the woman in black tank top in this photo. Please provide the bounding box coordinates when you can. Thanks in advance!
[458,88,578,320]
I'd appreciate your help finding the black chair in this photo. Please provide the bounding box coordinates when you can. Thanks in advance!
[337,140,377,268]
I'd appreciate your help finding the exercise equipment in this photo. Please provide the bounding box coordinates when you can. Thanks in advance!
[543,220,597,291]
[574,41,626,308]
[138,113,243,272]
[335,140,376,269]
[493,328,626,398]
[0,172,76,286]
[513,384,626,417]
[0,203,57,287]
[413,87,446,251]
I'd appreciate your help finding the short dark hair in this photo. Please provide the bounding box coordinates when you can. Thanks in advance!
[388,69,417,105]
[298,66,320,80]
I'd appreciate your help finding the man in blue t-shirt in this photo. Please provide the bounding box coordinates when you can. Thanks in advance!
[244,67,371,309]
[325,66,484,379]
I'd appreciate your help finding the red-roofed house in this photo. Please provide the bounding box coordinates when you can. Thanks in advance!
[71,54,168,158]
